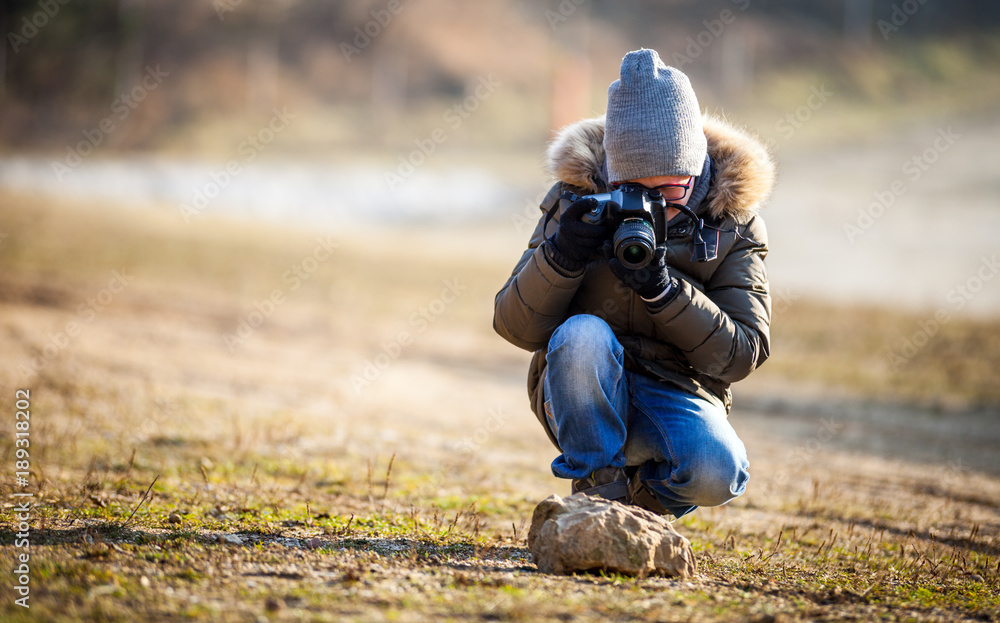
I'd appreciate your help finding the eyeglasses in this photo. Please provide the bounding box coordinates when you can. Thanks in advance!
[613,177,693,201]
[652,178,693,201]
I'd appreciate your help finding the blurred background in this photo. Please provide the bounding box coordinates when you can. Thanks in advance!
[1,1,999,490]
[3,5,1000,617]
[2,0,1000,308]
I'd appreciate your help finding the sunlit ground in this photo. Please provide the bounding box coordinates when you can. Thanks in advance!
[0,189,998,621]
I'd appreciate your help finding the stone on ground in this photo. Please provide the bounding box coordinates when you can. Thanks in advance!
[527,493,696,578]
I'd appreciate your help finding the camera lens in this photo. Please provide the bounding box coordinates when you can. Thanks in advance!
[622,244,648,265]
[613,218,656,270]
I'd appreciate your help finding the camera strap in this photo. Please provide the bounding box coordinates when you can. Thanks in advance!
[673,202,765,263]
[668,203,717,263]
[693,216,720,263]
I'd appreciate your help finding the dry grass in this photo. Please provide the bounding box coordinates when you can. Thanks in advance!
[0,191,998,621]
[763,297,1000,410]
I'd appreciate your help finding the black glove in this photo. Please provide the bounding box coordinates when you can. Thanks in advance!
[546,197,608,271]
[604,240,675,301]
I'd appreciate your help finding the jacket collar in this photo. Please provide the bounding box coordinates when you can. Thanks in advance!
[546,113,775,223]
[686,154,713,215]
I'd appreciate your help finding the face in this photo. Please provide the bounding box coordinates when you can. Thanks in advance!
[622,174,694,206]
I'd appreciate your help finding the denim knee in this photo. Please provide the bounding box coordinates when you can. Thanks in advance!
[682,454,749,507]
[548,314,617,360]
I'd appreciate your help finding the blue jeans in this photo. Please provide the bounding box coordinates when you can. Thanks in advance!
[542,314,749,518]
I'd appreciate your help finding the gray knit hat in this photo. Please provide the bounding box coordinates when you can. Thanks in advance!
[604,49,707,182]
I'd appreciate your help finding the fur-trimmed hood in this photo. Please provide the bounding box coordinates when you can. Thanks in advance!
[546,114,775,221]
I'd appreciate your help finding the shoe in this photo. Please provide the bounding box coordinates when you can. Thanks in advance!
[571,466,630,503]
[627,472,669,516]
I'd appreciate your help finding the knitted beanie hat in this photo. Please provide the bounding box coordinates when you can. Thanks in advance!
[604,49,707,182]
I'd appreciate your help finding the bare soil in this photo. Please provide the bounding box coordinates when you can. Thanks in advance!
[0,191,998,622]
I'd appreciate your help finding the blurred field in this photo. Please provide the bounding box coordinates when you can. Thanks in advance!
[3,1,1000,620]
[1,190,999,621]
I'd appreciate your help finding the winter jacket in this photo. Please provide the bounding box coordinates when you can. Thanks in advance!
[493,114,776,449]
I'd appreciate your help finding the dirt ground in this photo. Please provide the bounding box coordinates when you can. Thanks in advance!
[1,191,998,621]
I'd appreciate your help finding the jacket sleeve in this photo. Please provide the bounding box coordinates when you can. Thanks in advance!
[493,184,587,352]
[646,214,771,382]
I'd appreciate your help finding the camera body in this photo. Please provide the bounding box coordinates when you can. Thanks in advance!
[577,182,666,270]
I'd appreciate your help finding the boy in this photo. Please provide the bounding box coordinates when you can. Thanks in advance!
[493,49,774,518]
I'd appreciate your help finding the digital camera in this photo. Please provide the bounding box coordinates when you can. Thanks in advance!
[577,183,666,270]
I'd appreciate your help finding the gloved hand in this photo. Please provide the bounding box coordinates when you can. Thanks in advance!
[604,240,674,301]
[546,197,608,271]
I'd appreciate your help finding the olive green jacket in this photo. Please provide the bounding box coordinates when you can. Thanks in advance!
[493,114,776,449]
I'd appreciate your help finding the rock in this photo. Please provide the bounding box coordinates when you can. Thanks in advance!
[527,493,696,578]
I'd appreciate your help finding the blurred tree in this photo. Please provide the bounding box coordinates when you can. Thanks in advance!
[115,0,145,98]
[844,0,874,48]
[1,0,998,150]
